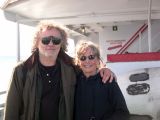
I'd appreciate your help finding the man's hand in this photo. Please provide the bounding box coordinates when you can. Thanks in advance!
[99,68,115,83]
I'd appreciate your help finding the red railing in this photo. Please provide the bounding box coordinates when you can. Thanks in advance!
[116,23,148,54]
[107,52,160,62]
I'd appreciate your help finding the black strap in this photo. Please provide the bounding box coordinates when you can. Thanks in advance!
[19,63,28,115]
[22,63,27,86]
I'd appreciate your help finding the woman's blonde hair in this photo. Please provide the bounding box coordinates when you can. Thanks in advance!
[75,40,100,65]
[31,20,68,52]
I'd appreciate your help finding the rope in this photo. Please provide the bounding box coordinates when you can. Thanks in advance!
[126,83,150,95]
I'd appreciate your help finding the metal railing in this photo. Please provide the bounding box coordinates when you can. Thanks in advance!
[0,91,6,120]
[116,23,148,54]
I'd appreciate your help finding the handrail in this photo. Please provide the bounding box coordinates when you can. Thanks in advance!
[120,24,148,54]
[0,91,6,95]
[116,23,148,54]
[107,52,160,62]
[0,103,4,108]
[0,91,6,111]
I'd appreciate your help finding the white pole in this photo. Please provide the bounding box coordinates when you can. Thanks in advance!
[16,21,20,62]
[148,0,152,52]
[139,32,142,53]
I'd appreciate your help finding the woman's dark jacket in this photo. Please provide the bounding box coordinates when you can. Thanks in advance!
[75,72,130,120]
[3,50,77,120]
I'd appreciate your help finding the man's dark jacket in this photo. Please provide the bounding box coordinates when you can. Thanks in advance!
[4,51,77,120]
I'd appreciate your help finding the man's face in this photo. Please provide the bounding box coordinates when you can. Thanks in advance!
[38,28,62,57]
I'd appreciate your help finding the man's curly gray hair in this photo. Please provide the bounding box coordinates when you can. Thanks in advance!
[31,20,68,53]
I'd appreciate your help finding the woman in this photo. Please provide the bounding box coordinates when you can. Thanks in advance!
[74,40,130,120]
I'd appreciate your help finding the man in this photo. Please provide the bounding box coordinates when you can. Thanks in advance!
[3,21,114,120]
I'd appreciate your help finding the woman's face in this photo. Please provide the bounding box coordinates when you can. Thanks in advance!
[78,47,99,77]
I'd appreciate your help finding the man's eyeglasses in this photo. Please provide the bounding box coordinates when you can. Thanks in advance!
[79,55,96,61]
[41,36,61,45]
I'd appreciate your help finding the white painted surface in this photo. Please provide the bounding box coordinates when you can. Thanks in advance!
[107,61,160,120]
[99,20,160,63]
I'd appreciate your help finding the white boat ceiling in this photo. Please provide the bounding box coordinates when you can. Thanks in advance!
[1,0,160,35]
